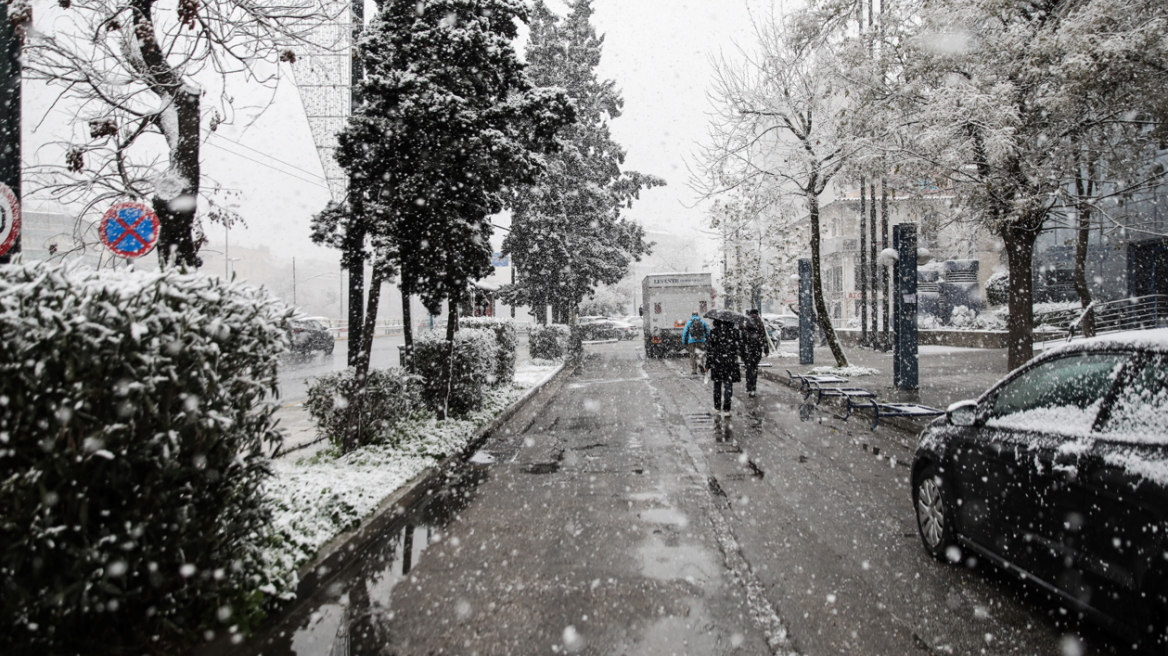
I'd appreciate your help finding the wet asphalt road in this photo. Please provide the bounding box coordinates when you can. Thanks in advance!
[242,339,1127,656]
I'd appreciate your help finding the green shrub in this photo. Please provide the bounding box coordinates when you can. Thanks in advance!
[304,368,424,448]
[0,263,289,655]
[459,317,517,384]
[529,324,571,360]
[985,271,1009,306]
[413,328,497,416]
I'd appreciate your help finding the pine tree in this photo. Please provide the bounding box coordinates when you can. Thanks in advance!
[501,0,664,324]
[326,0,573,425]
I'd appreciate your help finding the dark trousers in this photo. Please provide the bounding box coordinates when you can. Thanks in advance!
[713,380,733,411]
[744,359,760,392]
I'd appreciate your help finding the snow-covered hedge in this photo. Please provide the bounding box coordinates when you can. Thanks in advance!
[529,323,571,360]
[985,271,1009,306]
[459,317,517,384]
[413,328,497,416]
[0,263,289,654]
[304,368,425,448]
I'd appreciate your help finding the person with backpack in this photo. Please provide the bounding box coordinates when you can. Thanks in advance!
[742,308,770,397]
[682,311,710,375]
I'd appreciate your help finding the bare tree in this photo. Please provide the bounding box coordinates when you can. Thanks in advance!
[698,15,851,367]
[22,0,342,267]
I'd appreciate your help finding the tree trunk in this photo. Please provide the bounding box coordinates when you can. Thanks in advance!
[344,223,367,367]
[125,3,201,269]
[438,300,459,421]
[1002,222,1039,369]
[1073,162,1096,337]
[401,280,414,372]
[153,88,201,269]
[342,261,386,454]
[808,190,849,367]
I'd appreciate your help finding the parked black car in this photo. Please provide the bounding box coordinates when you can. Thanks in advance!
[911,329,1168,649]
[288,318,334,355]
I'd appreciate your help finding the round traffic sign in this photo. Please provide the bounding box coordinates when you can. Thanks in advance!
[0,182,20,258]
[100,202,160,258]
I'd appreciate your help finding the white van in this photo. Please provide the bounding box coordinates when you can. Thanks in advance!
[641,273,714,358]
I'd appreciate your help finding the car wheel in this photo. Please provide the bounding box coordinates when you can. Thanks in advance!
[914,463,959,562]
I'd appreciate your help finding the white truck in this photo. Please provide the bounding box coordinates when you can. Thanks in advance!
[641,272,715,358]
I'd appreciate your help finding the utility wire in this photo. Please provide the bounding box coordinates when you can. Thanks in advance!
[204,140,330,191]
[208,132,328,182]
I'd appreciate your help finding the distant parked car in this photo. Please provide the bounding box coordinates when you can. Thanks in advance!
[761,312,800,341]
[911,328,1168,650]
[288,318,334,355]
[580,319,624,341]
[608,319,640,340]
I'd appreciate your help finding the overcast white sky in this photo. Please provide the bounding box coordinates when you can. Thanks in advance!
[24,0,778,269]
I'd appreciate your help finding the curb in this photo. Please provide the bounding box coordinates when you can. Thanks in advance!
[293,360,576,599]
[202,359,579,655]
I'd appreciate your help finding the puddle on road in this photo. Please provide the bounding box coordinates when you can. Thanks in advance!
[231,464,489,656]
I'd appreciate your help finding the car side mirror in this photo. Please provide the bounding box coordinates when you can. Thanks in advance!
[947,400,979,427]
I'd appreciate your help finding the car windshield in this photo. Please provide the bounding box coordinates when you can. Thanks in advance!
[986,353,1129,436]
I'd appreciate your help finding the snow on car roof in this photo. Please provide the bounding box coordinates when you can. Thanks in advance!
[1044,327,1168,357]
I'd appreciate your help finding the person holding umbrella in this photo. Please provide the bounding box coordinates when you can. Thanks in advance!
[704,309,747,416]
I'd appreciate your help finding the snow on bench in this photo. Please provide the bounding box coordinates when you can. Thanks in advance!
[845,398,945,430]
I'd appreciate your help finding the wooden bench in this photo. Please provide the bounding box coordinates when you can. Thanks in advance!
[845,398,945,430]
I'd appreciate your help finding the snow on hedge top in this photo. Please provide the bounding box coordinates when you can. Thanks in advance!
[0,262,292,426]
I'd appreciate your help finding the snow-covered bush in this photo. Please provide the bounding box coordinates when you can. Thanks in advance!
[529,323,571,360]
[0,262,289,654]
[413,328,497,416]
[304,368,425,448]
[949,305,978,328]
[460,317,517,384]
[985,271,1009,306]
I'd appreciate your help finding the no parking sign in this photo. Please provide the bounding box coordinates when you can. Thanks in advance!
[100,202,160,258]
[0,182,20,258]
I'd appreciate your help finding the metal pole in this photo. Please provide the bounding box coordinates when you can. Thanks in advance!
[893,225,902,386]
[1,10,21,264]
[895,223,919,390]
[881,177,890,349]
[293,257,297,306]
[869,180,878,343]
[859,178,868,346]
[798,258,814,365]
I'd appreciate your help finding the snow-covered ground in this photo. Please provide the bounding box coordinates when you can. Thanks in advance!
[809,364,880,377]
[259,359,563,600]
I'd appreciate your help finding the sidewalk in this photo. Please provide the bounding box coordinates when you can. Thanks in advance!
[759,340,1013,432]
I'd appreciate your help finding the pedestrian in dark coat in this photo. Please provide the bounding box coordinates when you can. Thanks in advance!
[706,319,746,416]
[742,309,770,396]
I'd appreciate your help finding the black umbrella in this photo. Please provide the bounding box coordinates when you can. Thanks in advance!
[704,308,749,325]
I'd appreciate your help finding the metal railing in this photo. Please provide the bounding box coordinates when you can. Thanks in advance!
[1035,294,1168,344]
